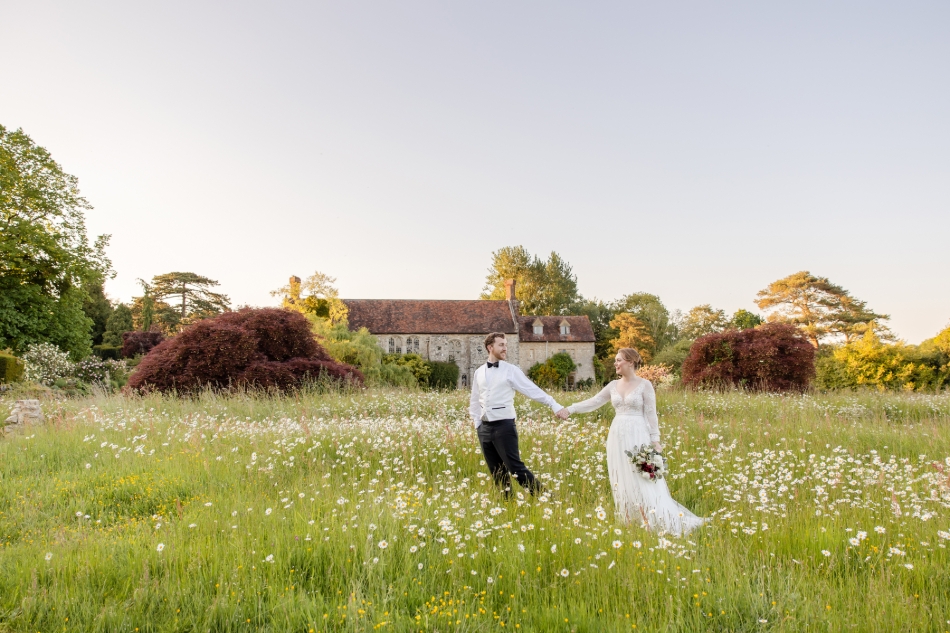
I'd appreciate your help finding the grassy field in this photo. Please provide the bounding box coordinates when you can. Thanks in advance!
[1,387,949,632]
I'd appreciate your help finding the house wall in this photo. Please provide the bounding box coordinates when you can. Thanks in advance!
[374,334,520,388]
[518,341,596,382]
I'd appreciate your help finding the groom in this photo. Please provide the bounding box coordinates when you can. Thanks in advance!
[469,332,570,497]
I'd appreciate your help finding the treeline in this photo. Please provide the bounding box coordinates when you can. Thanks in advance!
[482,246,950,391]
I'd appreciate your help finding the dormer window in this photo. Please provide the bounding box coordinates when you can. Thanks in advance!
[532,318,544,336]
[559,319,571,336]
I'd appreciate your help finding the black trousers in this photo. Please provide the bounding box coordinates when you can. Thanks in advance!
[477,418,543,496]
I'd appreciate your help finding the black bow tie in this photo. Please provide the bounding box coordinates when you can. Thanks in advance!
[487,361,500,368]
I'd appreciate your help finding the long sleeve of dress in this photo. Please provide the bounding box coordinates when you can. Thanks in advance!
[642,380,660,443]
[566,382,613,414]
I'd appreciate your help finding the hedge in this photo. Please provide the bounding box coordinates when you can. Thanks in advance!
[0,352,24,383]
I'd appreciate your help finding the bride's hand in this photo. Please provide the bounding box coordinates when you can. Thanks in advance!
[652,441,662,453]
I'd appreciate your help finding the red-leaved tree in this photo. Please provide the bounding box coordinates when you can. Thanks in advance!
[681,323,815,392]
[121,331,165,358]
[127,308,362,392]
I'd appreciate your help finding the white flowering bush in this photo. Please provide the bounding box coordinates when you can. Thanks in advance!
[22,342,72,386]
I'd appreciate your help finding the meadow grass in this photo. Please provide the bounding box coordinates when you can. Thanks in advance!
[1,387,949,632]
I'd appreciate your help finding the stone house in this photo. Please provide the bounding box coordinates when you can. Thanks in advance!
[343,280,596,388]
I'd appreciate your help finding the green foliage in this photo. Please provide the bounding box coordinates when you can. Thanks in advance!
[82,281,113,346]
[481,246,581,315]
[273,272,348,324]
[730,309,763,330]
[652,338,694,374]
[609,293,675,356]
[146,272,231,333]
[680,304,729,340]
[528,362,562,388]
[573,299,615,359]
[756,271,890,346]
[309,316,416,388]
[0,351,24,383]
[382,353,432,384]
[363,362,417,388]
[92,345,122,361]
[547,351,576,378]
[426,361,460,390]
[0,125,112,359]
[815,332,950,392]
[101,304,133,347]
[528,352,576,388]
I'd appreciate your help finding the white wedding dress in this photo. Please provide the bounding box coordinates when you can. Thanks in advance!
[568,378,704,536]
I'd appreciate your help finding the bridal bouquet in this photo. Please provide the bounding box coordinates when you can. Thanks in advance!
[624,444,666,481]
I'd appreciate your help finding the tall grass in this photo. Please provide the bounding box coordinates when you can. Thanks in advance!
[1,387,948,632]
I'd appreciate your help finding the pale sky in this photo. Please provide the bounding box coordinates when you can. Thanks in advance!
[2,2,948,343]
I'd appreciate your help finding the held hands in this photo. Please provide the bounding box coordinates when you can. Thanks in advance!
[555,408,570,420]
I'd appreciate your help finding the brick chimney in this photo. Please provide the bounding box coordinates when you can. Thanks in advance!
[504,279,517,301]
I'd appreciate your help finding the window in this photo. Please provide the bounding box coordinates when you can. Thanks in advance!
[461,374,468,387]
[532,318,544,336]
[413,337,420,353]
[388,337,395,354]
[448,339,461,362]
[559,320,571,336]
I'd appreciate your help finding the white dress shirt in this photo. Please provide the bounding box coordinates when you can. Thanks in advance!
[468,360,562,428]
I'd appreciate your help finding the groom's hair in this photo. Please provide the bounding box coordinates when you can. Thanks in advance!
[484,332,506,351]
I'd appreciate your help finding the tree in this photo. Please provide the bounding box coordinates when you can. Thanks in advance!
[608,313,654,363]
[610,293,673,356]
[730,309,763,330]
[755,271,888,347]
[0,125,112,359]
[574,299,615,359]
[102,304,133,347]
[680,304,729,340]
[150,272,231,330]
[481,246,581,315]
[272,271,348,324]
[82,281,113,346]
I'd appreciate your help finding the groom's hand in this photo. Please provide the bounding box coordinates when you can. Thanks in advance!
[555,408,570,420]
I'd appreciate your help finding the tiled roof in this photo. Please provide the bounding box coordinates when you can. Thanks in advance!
[343,300,518,334]
[518,315,595,342]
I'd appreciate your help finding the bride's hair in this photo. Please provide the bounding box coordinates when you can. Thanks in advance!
[617,348,643,370]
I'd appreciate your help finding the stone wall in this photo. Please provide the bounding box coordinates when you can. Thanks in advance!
[518,341,596,382]
[374,334,520,388]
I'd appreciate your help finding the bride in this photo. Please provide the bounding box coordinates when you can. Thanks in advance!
[567,348,704,536]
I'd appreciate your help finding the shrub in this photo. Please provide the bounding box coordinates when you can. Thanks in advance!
[121,331,165,358]
[93,345,122,360]
[363,362,417,388]
[652,339,693,374]
[637,364,676,390]
[0,352,24,383]
[529,363,563,389]
[22,343,73,386]
[815,332,949,392]
[547,352,576,378]
[383,353,432,384]
[682,323,815,392]
[127,308,362,393]
[426,361,459,390]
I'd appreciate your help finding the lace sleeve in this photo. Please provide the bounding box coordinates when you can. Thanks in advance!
[567,382,613,414]
[642,379,660,443]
